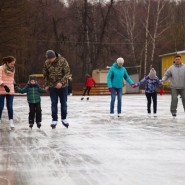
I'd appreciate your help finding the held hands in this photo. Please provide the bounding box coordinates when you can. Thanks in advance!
[45,86,49,91]
[56,83,62,89]
[131,84,136,88]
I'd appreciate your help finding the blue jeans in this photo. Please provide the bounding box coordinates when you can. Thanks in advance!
[110,88,122,114]
[49,87,68,121]
[0,95,14,120]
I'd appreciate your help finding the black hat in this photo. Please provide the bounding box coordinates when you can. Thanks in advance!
[29,76,37,82]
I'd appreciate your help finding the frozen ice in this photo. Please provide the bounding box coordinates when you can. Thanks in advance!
[0,95,185,185]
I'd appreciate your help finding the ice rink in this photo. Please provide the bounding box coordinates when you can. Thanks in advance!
[0,95,185,185]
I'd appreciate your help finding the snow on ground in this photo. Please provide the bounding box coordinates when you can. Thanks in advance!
[0,95,185,185]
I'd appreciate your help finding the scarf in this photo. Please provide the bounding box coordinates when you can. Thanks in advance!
[4,64,15,76]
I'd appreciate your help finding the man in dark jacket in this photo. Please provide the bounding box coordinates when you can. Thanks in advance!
[43,50,70,129]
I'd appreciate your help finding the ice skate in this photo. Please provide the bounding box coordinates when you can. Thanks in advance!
[172,113,176,118]
[29,123,33,129]
[36,122,41,129]
[147,113,151,117]
[87,97,89,101]
[9,119,15,130]
[81,97,84,101]
[62,119,69,128]
[153,113,157,118]
[51,121,57,129]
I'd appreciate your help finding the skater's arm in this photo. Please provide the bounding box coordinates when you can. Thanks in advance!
[59,59,70,86]
[136,77,146,87]
[43,63,49,87]
[123,69,134,85]
[162,68,172,81]
[107,69,113,88]
[38,87,46,93]
[0,67,4,85]
[16,86,28,94]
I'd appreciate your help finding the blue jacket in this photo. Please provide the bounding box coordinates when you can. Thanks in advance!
[107,63,134,88]
[136,75,162,93]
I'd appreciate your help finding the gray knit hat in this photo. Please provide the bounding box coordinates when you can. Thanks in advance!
[46,50,56,59]
[149,68,156,79]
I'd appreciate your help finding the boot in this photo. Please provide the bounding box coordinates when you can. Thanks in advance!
[36,122,41,129]
[62,119,69,128]
[51,121,57,129]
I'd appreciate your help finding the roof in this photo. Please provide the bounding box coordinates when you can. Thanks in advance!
[159,50,185,57]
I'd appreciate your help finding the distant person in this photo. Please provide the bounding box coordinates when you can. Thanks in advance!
[43,50,70,129]
[0,56,16,129]
[16,76,46,129]
[162,54,185,117]
[135,68,162,117]
[81,74,96,101]
[107,57,135,118]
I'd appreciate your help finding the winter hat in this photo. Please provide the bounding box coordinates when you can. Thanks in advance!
[29,76,37,82]
[149,68,156,79]
[46,50,56,59]
[117,57,124,64]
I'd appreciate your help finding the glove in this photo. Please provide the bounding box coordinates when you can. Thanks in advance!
[109,88,112,92]
[4,85,10,93]
[131,84,136,88]
[14,83,18,89]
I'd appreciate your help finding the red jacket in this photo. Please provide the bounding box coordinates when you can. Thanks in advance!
[86,77,96,87]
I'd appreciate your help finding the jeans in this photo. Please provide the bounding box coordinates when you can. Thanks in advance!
[145,92,157,114]
[0,95,14,120]
[29,103,42,124]
[82,87,91,96]
[171,88,185,114]
[49,87,68,121]
[110,88,122,114]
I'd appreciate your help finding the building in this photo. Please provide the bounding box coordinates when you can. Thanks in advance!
[159,50,185,86]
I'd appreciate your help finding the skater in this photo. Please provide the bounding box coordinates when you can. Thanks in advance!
[107,57,135,117]
[81,74,96,101]
[15,76,46,129]
[135,68,162,117]
[43,50,70,129]
[162,54,185,117]
[0,56,16,129]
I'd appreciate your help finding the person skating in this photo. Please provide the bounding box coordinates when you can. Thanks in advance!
[135,68,162,117]
[107,57,135,118]
[0,56,16,129]
[162,54,185,117]
[43,50,70,129]
[16,76,46,129]
[81,74,96,101]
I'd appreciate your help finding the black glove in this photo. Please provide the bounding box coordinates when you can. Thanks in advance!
[4,85,10,93]
[14,83,18,89]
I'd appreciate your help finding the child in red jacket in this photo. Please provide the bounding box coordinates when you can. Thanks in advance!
[81,74,96,100]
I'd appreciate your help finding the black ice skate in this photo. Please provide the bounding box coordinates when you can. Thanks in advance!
[37,122,41,129]
[87,97,89,101]
[81,97,84,101]
[29,123,33,129]
[62,119,69,128]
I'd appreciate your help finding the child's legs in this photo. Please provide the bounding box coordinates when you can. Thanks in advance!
[87,87,91,96]
[0,95,5,120]
[152,92,157,113]
[82,87,88,96]
[145,93,152,113]
[6,95,14,120]
[29,103,36,124]
[35,103,42,123]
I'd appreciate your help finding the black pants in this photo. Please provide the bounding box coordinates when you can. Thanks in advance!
[82,87,91,96]
[29,103,42,124]
[145,92,157,114]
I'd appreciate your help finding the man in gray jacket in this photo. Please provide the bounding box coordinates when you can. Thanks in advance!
[162,54,185,117]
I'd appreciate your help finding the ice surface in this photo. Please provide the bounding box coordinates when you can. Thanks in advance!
[0,95,185,185]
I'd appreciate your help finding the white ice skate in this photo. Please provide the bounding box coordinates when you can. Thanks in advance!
[62,119,69,128]
[147,113,151,117]
[153,113,157,118]
[9,119,15,130]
